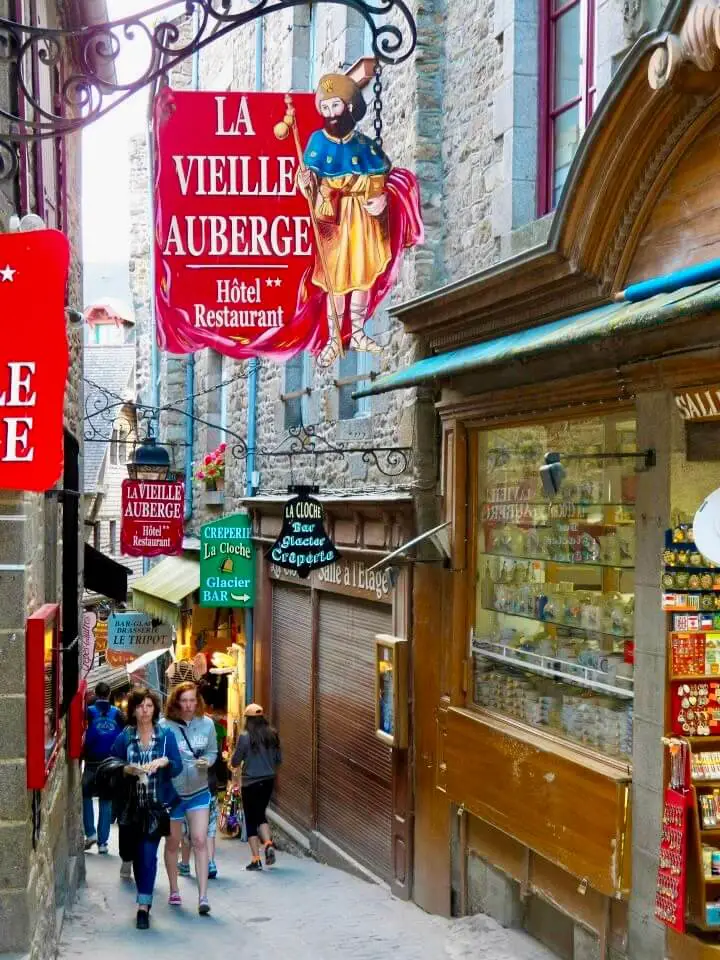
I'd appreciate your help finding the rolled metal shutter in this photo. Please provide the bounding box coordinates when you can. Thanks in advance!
[317,594,393,880]
[271,583,313,830]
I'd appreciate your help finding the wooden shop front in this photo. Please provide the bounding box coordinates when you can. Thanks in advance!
[245,495,414,898]
[359,13,720,958]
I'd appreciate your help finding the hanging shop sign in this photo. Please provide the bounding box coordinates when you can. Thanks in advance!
[108,612,174,656]
[0,230,69,492]
[675,385,720,421]
[153,81,423,364]
[267,492,339,578]
[200,514,255,608]
[121,479,185,557]
[81,610,97,677]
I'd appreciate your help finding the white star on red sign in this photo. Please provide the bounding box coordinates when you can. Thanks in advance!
[0,265,16,282]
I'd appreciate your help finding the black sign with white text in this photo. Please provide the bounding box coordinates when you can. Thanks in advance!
[267,493,339,578]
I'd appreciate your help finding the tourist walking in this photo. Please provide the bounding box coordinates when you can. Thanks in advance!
[110,686,182,930]
[163,681,218,915]
[231,703,282,871]
[82,681,125,854]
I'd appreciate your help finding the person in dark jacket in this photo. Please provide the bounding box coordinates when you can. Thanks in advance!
[82,681,125,854]
[231,703,282,871]
[111,686,182,930]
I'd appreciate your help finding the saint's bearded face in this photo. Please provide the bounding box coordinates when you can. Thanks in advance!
[319,97,355,138]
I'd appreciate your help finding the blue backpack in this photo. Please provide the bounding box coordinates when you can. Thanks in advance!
[84,702,123,761]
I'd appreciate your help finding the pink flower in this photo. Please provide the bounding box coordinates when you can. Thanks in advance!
[204,454,212,466]
[197,471,205,480]
[219,442,227,453]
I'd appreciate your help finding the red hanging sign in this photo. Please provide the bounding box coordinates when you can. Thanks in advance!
[120,479,185,557]
[0,230,69,491]
[153,81,423,364]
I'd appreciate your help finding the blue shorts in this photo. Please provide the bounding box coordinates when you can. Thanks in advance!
[181,795,218,839]
[171,790,212,821]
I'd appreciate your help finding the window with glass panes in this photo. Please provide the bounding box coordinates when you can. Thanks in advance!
[538,0,596,215]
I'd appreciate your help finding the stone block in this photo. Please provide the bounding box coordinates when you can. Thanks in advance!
[0,695,25,759]
[492,79,513,139]
[491,181,513,239]
[0,630,25,695]
[0,822,30,888]
[632,784,663,857]
[0,760,29,820]
[632,649,665,726]
[0,517,26,565]
[632,715,665,798]
[573,924,601,960]
[512,180,536,231]
[0,888,29,953]
[466,853,522,928]
[0,570,25,629]
[628,904,666,960]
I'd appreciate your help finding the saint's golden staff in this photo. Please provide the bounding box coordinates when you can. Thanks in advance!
[274,93,344,358]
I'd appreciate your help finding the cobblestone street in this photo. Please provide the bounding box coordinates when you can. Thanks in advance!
[59,834,557,960]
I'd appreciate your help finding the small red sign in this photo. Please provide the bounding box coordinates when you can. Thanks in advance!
[0,230,69,491]
[121,479,185,557]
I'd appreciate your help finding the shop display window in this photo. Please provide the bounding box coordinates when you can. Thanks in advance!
[472,416,636,762]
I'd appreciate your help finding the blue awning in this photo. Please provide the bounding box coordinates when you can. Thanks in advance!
[355,280,720,398]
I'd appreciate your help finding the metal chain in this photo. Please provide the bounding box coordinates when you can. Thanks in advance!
[373,60,383,151]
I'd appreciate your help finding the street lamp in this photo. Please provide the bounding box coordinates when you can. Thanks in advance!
[127,439,170,482]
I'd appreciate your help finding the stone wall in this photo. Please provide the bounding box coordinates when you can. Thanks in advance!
[0,2,87,957]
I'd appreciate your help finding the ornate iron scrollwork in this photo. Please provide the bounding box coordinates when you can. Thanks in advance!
[0,0,418,180]
[254,423,412,478]
[85,381,411,480]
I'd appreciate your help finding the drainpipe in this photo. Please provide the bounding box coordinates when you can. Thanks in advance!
[244,19,264,702]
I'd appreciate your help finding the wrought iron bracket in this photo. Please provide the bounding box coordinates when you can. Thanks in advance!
[0,0,418,181]
[85,382,413,480]
[233,423,413,479]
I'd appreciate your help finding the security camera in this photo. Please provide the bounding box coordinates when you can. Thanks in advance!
[540,452,564,498]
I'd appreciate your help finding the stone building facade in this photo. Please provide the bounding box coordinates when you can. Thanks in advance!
[0,3,95,958]
[128,0,681,955]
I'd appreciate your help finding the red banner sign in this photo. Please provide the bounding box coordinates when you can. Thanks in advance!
[121,479,184,557]
[0,230,69,491]
[153,83,423,363]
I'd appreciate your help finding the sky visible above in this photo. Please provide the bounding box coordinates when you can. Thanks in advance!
[81,0,159,304]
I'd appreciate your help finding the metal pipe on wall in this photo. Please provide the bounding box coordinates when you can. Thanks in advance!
[244,17,265,702]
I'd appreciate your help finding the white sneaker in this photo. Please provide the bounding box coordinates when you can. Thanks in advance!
[98,844,109,855]
[120,861,132,880]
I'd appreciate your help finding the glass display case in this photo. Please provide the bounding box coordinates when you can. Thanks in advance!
[472,416,637,762]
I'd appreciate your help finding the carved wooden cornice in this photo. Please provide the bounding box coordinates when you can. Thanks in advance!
[649,4,720,90]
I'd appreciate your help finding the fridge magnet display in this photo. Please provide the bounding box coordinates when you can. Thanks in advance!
[655,739,689,933]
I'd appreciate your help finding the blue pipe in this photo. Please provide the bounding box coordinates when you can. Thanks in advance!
[244,18,264,702]
[621,258,720,303]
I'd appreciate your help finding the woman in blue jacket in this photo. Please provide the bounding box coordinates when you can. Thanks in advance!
[111,686,182,930]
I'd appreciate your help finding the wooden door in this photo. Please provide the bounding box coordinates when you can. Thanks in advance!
[316,594,393,879]
[271,582,313,830]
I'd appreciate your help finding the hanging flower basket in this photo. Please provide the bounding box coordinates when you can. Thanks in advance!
[195,443,227,492]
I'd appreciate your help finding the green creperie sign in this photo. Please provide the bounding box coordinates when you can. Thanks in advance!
[200,513,255,608]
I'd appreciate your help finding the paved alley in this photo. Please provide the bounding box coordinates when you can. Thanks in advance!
[59,834,558,960]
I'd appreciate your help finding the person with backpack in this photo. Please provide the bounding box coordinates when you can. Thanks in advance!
[230,703,282,871]
[163,681,217,915]
[83,681,125,854]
